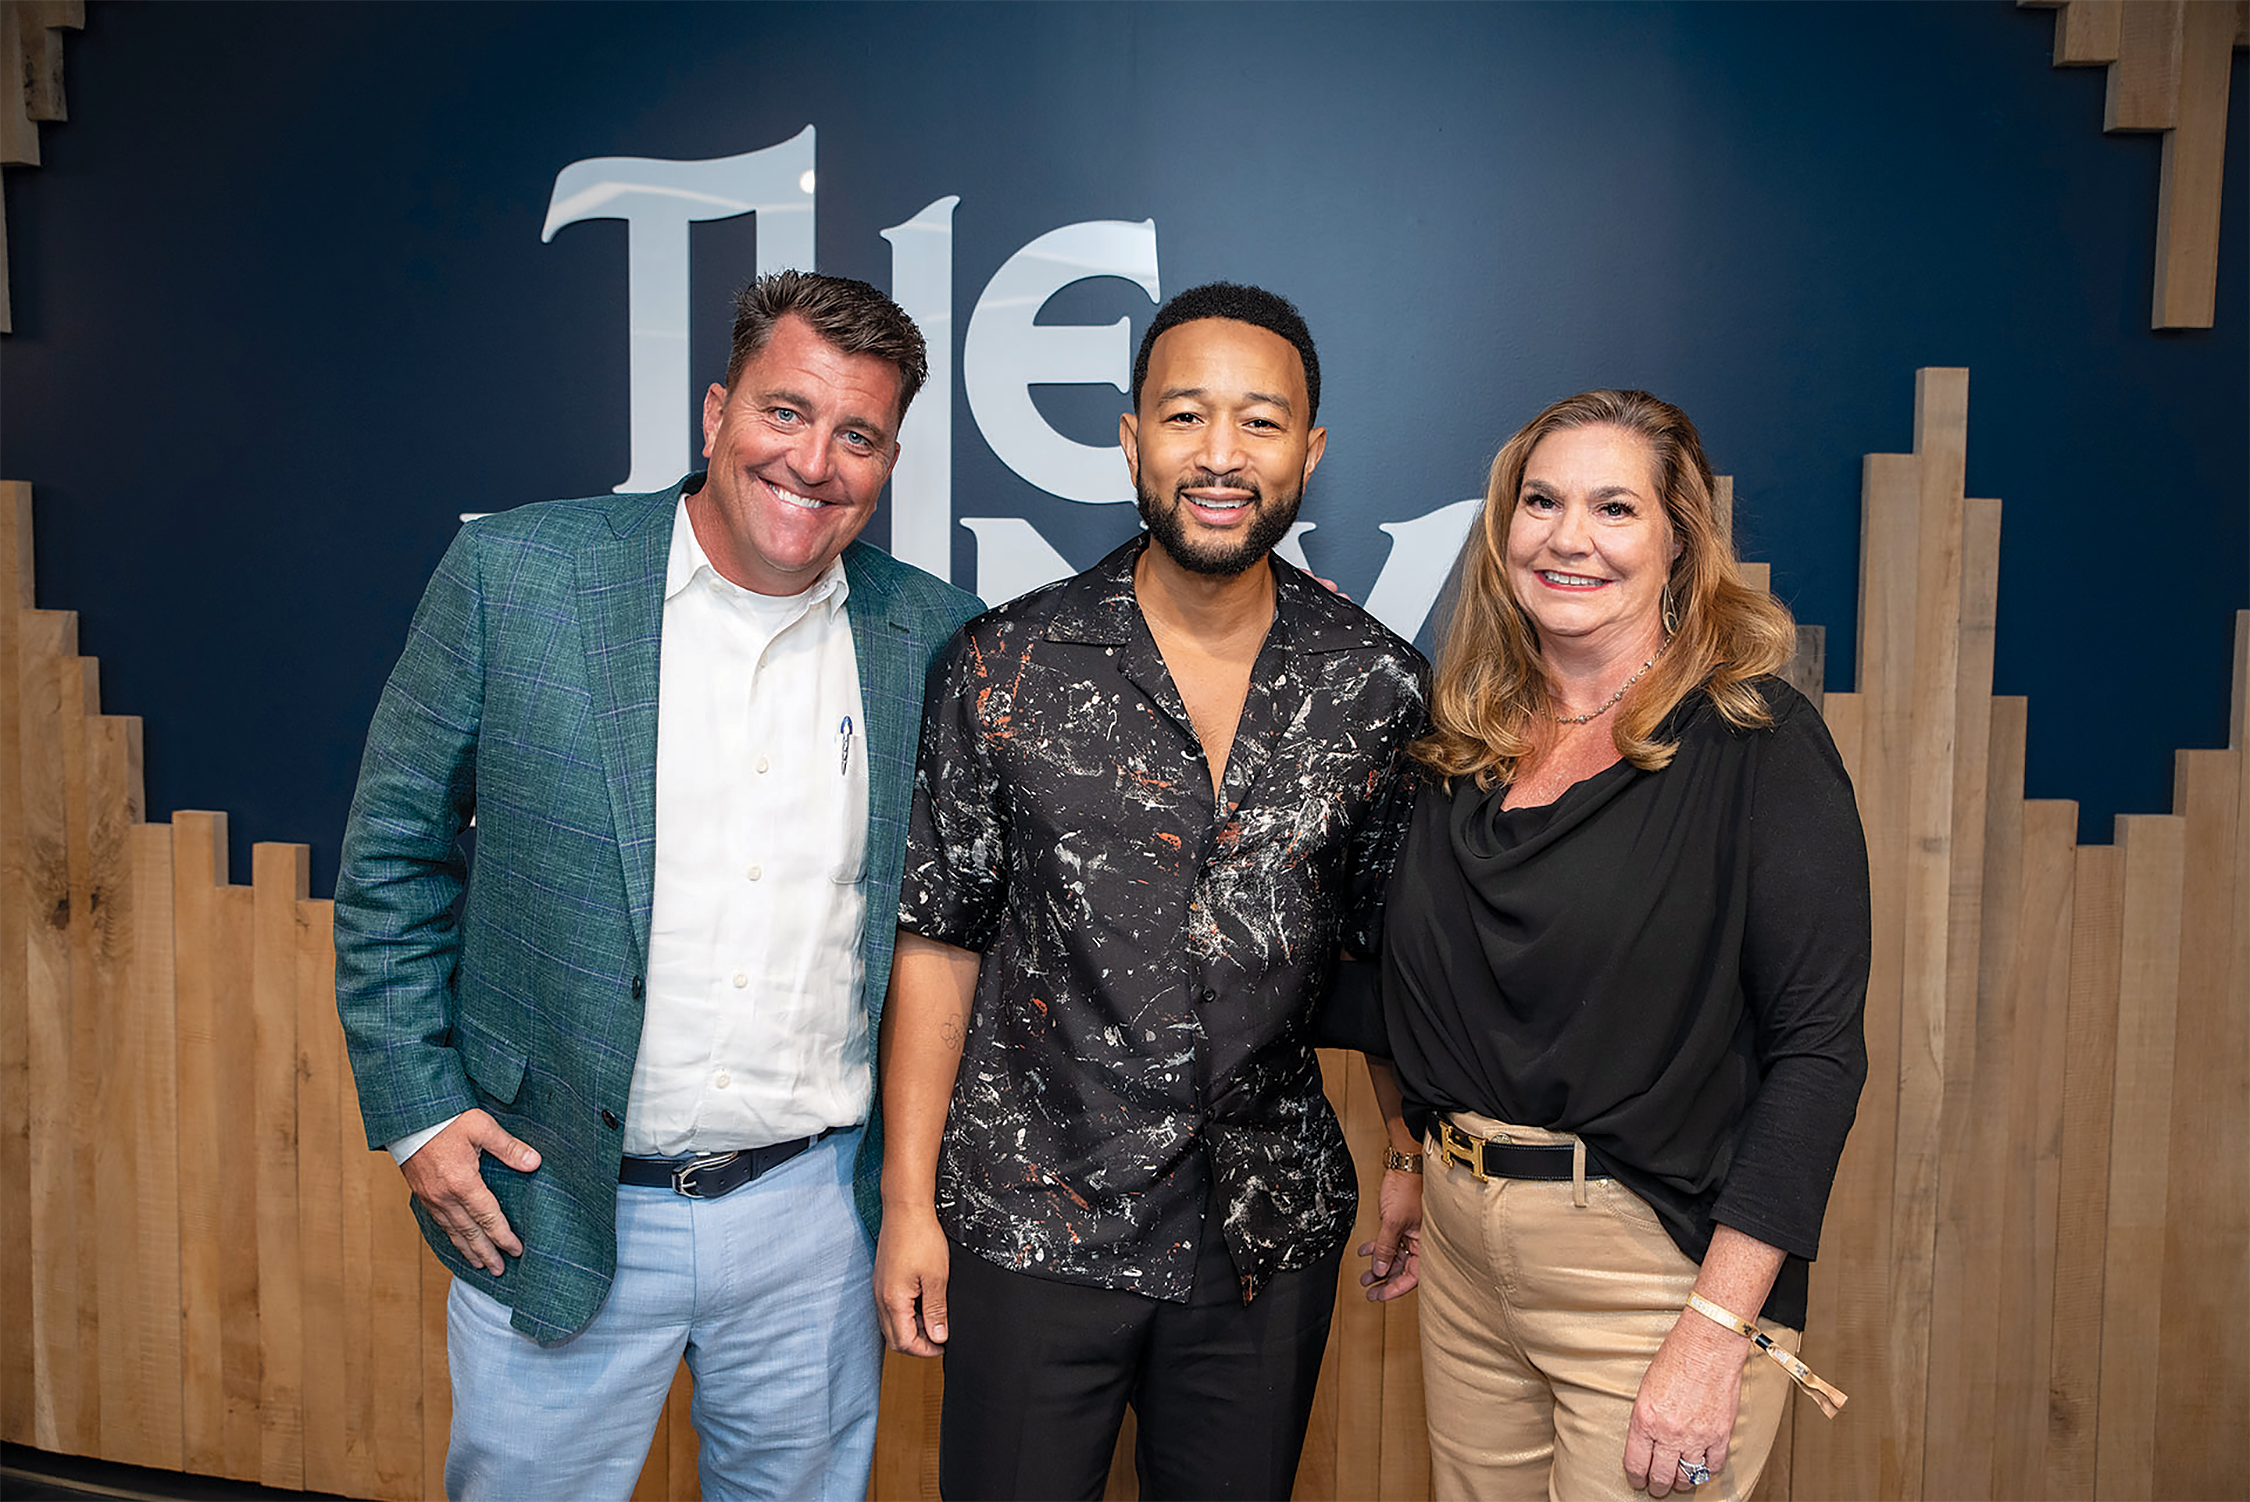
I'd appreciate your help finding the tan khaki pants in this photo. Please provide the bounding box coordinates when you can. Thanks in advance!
[1419,1114,1797,1502]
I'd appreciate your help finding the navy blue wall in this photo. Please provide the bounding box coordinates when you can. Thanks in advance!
[3,1,2244,894]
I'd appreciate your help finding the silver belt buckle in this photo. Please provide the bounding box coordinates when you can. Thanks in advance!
[671,1150,741,1198]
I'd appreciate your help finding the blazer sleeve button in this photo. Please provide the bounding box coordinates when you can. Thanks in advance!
[602,1109,620,1130]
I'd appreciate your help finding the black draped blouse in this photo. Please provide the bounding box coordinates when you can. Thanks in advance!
[1381,681,1869,1327]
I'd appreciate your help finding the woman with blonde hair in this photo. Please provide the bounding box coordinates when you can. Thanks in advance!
[1361,390,1867,1500]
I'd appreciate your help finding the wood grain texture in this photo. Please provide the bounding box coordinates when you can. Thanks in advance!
[667,1363,699,1500]
[1328,1056,1386,1501]
[1884,368,1970,1502]
[215,883,261,1482]
[252,844,307,1489]
[2105,0,2186,131]
[1378,1290,1430,1502]
[0,4,41,168]
[120,820,182,1472]
[21,607,77,1454]
[872,1349,940,1500]
[88,712,149,1467]
[367,1154,423,1501]
[2150,748,2243,1502]
[421,1240,450,1499]
[336,1059,378,1502]
[2093,814,2185,1502]
[296,897,345,1497]
[1920,498,2002,1501]
[1990,793,2077,1501]
[170,811,228,1475]
[1792,458,1916,1502]
[2056,0,2126,65]
[630,1392,668,1501]
[2150,0,2237,327]
[2046,843,2122,1500]
[0,481,33,1444]
[56,654,104,1453]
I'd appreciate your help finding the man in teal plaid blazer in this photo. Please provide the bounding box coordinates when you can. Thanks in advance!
[335,272,981,1501]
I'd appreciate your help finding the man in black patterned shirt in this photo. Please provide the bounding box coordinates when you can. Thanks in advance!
[874,283,1427,1501]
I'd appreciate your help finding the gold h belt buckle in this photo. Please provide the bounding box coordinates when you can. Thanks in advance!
[1435,1117,1493,1182]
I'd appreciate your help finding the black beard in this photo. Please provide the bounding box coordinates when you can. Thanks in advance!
[1135,471,1303,578]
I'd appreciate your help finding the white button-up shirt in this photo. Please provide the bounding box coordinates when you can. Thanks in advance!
[386,496,870,1165]
[624,496,870,1156]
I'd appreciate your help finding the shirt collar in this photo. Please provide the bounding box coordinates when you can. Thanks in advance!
[664,493,850,615]
[1041,533,1388,656]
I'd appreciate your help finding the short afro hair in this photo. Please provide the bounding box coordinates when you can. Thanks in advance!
[1130,282,1320,424]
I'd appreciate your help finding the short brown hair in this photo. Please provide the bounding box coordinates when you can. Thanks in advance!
[1418,389,1797,788]
[724,270,929,421]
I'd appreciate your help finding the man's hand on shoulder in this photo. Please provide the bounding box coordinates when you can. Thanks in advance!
[399,1108,541,1276]
[873,1208,951,1358]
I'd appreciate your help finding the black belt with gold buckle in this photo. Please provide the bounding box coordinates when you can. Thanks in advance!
[1433,1117,1612,1182]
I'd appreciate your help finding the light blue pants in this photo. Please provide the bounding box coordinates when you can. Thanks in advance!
[444,1127,880,1502]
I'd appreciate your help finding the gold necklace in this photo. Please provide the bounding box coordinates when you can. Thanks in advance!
[1551,645,1664,725]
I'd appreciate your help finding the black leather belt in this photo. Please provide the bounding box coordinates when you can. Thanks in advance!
[1433,1117,1612,1182]
[618,1131,825,1199]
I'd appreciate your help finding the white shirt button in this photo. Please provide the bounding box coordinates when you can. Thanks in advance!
[746,864,762,882]
[754,756,770,773]
[732,972,749,989]
[714,1070,732,1090]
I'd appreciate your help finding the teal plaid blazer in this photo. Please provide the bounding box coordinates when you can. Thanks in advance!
[335,478,981,1341]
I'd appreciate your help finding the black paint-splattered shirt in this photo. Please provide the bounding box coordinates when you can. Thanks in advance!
[899,538,1426,1303]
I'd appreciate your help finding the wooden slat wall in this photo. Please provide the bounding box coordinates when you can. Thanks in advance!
[2019,0,2250,329]
[7,362,2250,1501]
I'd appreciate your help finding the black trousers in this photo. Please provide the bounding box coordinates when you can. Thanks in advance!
[937,1235,1344,1502]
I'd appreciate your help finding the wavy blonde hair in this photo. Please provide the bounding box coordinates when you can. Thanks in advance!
[1419,389,1797,788]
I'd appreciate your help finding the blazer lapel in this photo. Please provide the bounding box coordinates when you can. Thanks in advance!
[578,486,678,960]
[844,546,919,873]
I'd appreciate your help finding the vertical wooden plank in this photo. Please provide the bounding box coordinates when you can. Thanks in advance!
[216,882,261,1482]
[0,480,34,1445]
[252,845,308,1488]
[1990,798,2078,1501]
[667,1364,700,1499]
[1292,1049,1350,1502]
[1377,1291,1428,1502]
[2150,0,2236,326]
[1886,367,1969,1502]
[631,1393,670,1501]
[336,1034,378,1502]
[2104,0,2185,131]
[422,1241,452,1498]
[872,1349,939,1500]
[2149,748,2242,1502]
[171,809,228,1475]
[56,655,103,1454]
[123,820,183,1472]
[22,607,80,1454]
[1794,537,1902,1501]
[1751,1396,1793,1502]
[2056,0,2126,65]
[0,4,39,169]
[1921,497,2003,1501]
[1328,1055,1386,1501]
[2093,814,2185,1502]
[368,1148,425,1500]
[298,897,345,1497]
[2046,843,2122,1499]
[88,712,148,1466]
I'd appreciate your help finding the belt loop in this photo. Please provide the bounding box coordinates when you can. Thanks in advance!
[1571,1137,1589,1207]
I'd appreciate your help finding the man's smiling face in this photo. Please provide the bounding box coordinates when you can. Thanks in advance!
[689,312,904,595]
